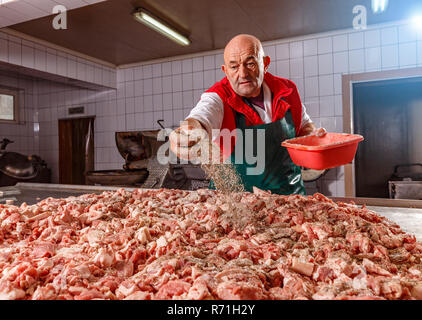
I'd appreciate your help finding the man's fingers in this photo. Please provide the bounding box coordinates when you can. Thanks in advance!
[176,147,193,161]
[172,145,201,161]
[316,127,327,137]
[170,138,221,163]
[178,134,199,147]
[169,137,200,161]
[169,127,207,147]
[169,129,194,147]
[309,127,327,137]
[169,125,210,162]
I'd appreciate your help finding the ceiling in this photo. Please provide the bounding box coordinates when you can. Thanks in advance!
[7,0,422,66]
[0,0,106,28]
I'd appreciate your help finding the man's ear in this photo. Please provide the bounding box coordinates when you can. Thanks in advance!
[221,64,226,74]
[263,56,271,72]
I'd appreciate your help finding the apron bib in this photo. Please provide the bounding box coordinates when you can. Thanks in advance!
[210,101,305,195]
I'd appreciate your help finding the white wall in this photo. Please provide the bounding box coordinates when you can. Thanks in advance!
[409,99,422,164]
[0,30,116,88]
[0,71,37,156]
[3,20,422,196]
[0,27,116,183]
[35,79,121,183]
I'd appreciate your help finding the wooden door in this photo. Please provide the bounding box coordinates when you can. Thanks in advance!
[59,117,95,185]
[353,78,422,198]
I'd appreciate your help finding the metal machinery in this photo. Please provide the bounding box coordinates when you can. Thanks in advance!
[85,126,209,190]
[389,164,422,200]
[0,138,51,187]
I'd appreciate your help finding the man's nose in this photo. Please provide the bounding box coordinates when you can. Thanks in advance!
[239,64,249,78]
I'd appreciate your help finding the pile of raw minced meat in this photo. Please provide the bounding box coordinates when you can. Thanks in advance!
[1,187,422,300]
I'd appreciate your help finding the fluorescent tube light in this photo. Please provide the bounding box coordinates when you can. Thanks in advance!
[0,0,18,5]
[371,0,389,14]
[412,15,422,29]
[133,9,190,46]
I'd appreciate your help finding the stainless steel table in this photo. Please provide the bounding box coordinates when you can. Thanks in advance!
[0,182,136,206]
[367,206,422,241]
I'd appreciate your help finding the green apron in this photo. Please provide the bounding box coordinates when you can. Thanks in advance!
[210,99,305,195]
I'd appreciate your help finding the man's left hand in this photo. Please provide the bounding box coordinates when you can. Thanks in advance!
[310,127,327,137]
[298,122,327,137]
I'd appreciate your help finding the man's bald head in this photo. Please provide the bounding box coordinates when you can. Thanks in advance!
[221,34,270,98]
[223,34,264,64]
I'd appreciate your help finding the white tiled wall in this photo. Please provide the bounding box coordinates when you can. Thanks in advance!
[0,72,38,156]
[34,78,124,183]
[3,20,422,196]
[0,30,116,88]
[117,54,226,134]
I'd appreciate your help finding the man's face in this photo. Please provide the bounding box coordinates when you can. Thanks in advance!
[222,41,269,98]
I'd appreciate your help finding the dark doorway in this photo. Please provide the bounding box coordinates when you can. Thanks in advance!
[58,117,95,185]
[353,77,422,198]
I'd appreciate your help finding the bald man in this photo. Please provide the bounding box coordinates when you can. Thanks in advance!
[169,34,324,195]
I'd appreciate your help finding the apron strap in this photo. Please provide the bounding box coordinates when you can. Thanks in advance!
[238,90,276,127]
[241,97,262,119]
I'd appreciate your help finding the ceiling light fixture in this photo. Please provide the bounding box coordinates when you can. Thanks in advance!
[0,0,18,5]
[133,9,190,46]
[371,0,389,14]
[412,15,422,29]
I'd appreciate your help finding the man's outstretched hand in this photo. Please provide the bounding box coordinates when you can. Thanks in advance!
[169,119,209,161]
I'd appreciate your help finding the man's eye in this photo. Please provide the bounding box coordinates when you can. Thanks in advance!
[231,66,238,70]
[247,63,256,68]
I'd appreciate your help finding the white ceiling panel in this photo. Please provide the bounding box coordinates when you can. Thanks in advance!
[5,1,45,17]
[26,0,64,13]
[0,0,106,28]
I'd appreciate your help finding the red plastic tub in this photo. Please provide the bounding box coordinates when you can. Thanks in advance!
[281,133,364,170]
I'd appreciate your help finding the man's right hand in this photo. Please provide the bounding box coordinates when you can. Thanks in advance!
[169,118,209,161]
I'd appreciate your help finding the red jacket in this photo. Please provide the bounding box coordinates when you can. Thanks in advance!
[206,72,303,158]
